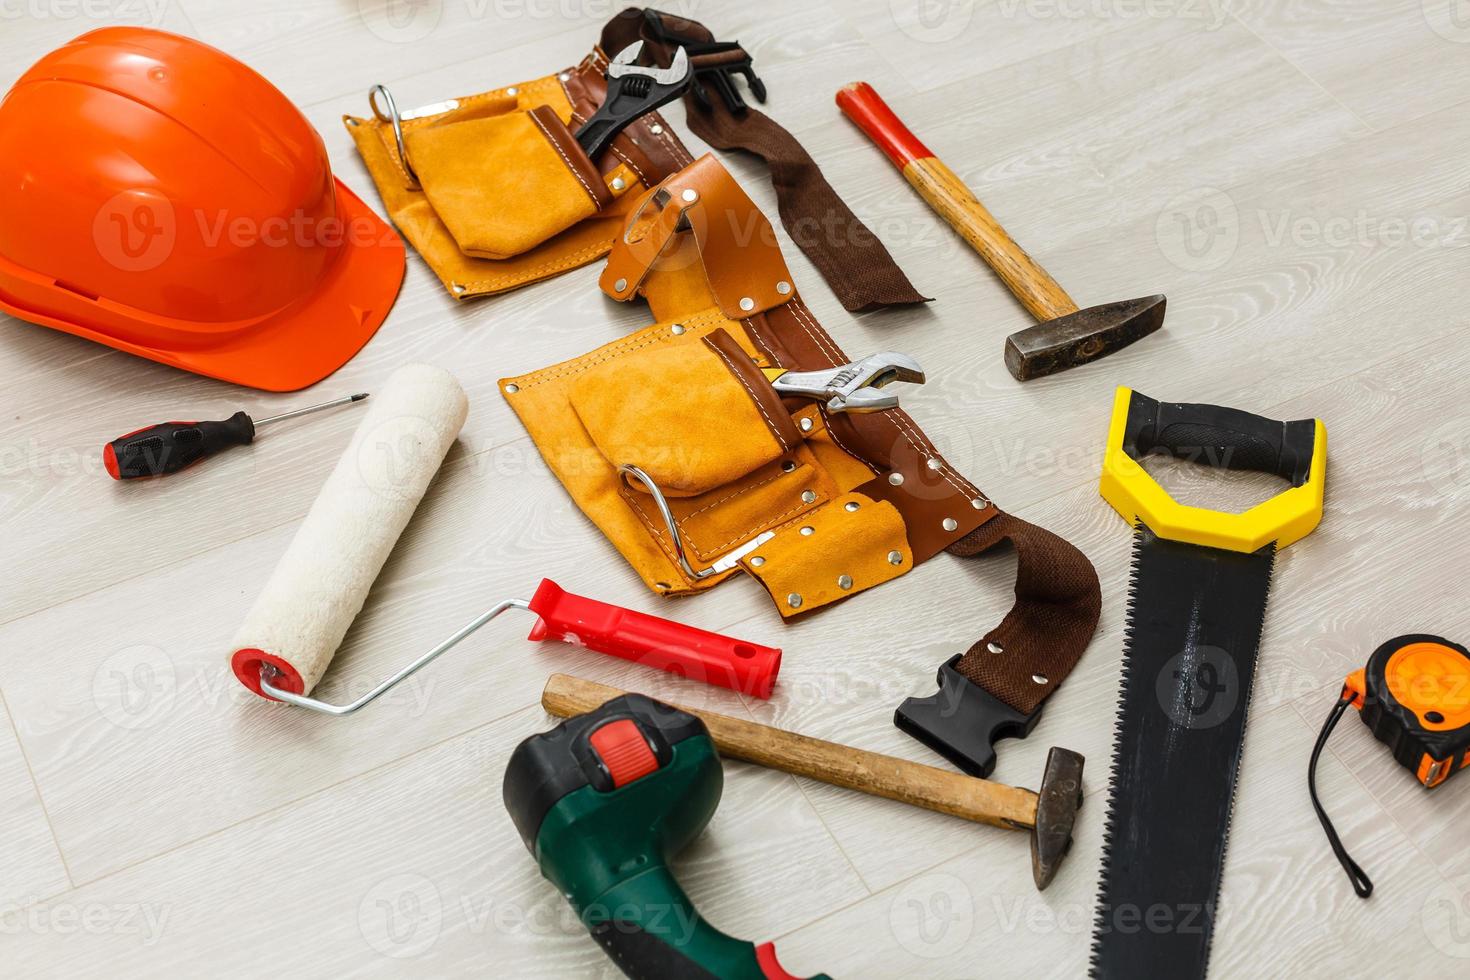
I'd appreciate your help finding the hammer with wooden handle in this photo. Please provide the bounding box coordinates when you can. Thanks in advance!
[540,673,1084,890]
[836,81,1165,381]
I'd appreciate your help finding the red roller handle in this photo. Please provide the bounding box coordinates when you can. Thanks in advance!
[526,580,782,698]
[836,81,933,169]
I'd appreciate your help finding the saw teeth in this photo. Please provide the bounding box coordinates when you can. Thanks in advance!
[1090,527,1146,978]
[1089,527,1277,979]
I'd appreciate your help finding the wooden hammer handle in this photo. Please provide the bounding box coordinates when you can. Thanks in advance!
[837,82,1079,323]
[541,673,1039,831]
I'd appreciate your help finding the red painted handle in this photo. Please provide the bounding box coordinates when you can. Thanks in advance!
[526,580,782,698]
[836,81,933,169]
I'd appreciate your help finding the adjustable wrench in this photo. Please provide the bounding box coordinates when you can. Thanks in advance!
[763,352,926,413]
[575,41,692,162]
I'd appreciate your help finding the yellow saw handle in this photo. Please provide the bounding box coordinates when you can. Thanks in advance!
[1099,387,1326,552]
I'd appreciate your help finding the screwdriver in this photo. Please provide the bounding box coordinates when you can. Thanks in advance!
[104,393,369,480]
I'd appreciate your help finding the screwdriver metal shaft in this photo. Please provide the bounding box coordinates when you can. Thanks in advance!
[255,392,369,428]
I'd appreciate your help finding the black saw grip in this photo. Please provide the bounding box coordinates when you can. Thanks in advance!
[1121,390,1316,487]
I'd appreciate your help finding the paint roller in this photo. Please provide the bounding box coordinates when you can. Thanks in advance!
[230,364,781,714]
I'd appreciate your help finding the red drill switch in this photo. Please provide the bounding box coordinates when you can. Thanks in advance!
[588,719,660,788]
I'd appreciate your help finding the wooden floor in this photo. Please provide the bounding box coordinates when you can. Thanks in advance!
[3,1,1469,976]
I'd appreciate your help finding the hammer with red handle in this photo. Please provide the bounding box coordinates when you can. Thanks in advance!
[836,82,1165,381]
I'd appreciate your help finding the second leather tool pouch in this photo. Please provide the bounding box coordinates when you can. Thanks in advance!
[408,103,617,261]
[346,50,691,299]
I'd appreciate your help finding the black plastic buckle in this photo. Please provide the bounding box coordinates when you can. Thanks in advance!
[643,10,767,113]
[895,654,1042,778]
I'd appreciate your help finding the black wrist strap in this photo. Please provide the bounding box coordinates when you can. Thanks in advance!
[1309,695,1374,899]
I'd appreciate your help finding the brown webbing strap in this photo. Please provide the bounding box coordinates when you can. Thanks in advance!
[601,8,930,313]
[947,512,1102,715]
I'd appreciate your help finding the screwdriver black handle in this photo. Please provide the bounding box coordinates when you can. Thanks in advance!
[104,411,255,480]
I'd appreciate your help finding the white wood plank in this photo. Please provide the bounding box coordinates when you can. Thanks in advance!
[0,693,69,908]
[2,705,863,978]
[1231,0,1470,131]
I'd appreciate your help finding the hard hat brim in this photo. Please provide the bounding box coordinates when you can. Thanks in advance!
[0,179,406,392]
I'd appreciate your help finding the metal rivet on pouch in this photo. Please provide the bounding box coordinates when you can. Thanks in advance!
[943,518,958,532]
[650,124,664,135]
[559,72,571,82]
[452,283,467,295]
[888,473,904,486]
[844,501,859,512]
[506,87,519,96]
[800,526,814,536]
[750,556,765,567]
[671,323,686,335]
[987,641,1004,654]
[838,574,853,590]
[681,188,699,203]
[1032,673,1049,686]
[504,383,519,394]
[887,551,903,565]
[972,497,989,509]
[655,582,672,591]
[801,490,816,503]
[776,280,792,295]
[740,296,756,312]
[787,593,803,609]
[612,177,627,191]
[614,277,628,292]
[346,117,360,127]
[926,458,941,471]
[799,418,813,433]
[782,460,796,473]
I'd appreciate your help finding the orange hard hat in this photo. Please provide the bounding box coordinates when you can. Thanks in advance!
[0,28,404,391]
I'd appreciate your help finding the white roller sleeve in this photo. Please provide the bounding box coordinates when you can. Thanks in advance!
[230,364,468,699]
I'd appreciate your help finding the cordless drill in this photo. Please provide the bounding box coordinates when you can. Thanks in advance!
[503,694,827,979]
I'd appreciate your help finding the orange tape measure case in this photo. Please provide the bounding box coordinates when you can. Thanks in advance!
[1345,634,1470,787]
[1311,634,1470,898]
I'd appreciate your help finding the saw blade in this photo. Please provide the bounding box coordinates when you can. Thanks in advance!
[1091,525,1276,979]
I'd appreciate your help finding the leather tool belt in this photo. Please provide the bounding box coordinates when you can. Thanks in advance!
[503,155,1101,776]
[345,47,689,300]
[346,7,926,312]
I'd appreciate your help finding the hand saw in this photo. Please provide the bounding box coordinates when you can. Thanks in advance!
[1091,387,1327,979]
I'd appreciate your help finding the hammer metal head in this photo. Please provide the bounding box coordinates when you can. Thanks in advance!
[1005,294,1166,382]
[1030,746,1084,890]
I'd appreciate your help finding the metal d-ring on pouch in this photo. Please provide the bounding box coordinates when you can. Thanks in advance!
[368,83,419,184]
[365,85,468,185]
[618,463,774,582]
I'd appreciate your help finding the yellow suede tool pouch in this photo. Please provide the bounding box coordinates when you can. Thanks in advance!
[505,316,871,608]
[345,51,693,299]
[407,104,614,261]
[570,331,800,498]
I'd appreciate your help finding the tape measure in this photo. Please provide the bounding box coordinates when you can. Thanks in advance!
[1310,634,1470,898]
